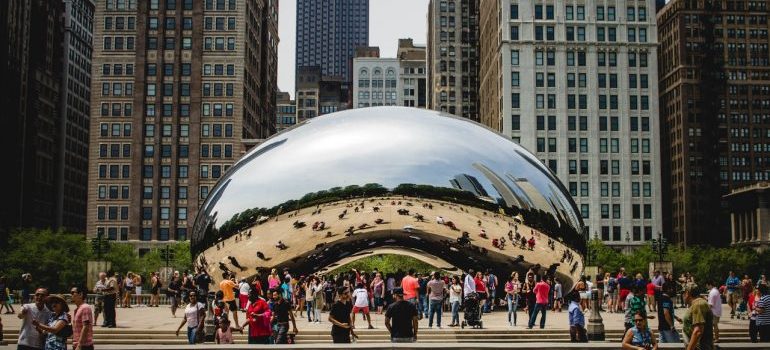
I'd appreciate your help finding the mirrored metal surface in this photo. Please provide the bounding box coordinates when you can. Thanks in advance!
[193,107,586,289]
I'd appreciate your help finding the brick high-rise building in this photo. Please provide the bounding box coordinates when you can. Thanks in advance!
[479,0,662,248]
[658,0,770,246]
[427,0,480,121]
[1,0,94,234]
[88,0,278,248]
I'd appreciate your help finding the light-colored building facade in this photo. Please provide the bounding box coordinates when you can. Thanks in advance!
[275,91,296,132]
[353,57,400,108]
[724,183,770,252]
[427,0,480,120]
[398,39,427,108]
[479,0,662,247]
[88,0,278,248]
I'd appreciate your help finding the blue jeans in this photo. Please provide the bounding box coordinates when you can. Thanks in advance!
[428,300,443,327]
[306,301,313,321]
[451,300,460,325]
[186,326,198,344]
[418,294,427,317]
[507,294,518,325]
[528,303,547,329]
[658,329,681,343]
[484,290,496,312]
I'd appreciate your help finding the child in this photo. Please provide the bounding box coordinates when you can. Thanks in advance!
[215,317,242,344]
[567,291,587,342]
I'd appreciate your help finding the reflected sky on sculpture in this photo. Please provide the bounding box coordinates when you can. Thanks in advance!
[193,107,586,289]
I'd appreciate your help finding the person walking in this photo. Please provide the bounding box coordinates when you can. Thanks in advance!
[239,278,251,312]
[175,291,206,345]
[270,288,298,344]
[749,286,759,342]
[528,274,550,329]
[102,271,118,328]
[150,272,161,307]
[505,273,520,326]
[17,288,52,350]
[552,278,563,312]
[657,282,681,343]
[567,291,587,342]
[70,285,94,350]
[622,311,658,350]
[122,272,134,308]
[385,288,418,343]
[167,272,182,318]
[219,273,240,332]
[448,276,462,327]
[244,289,271,344]
[32,294,70,350]
[194,269,212,308]
[682,284,715,350]
[426,272,446,328]
[328,286,355,343]
[485,270,498,313]
[755,283,770,342]
[312,277,324,323]
[725,271,741,319]
[0,276,14,314]
[706,281,722,343]
[474,271,488,316]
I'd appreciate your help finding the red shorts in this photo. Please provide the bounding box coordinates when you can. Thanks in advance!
[619,289,630,304]
[239,294,249,309]
[352,306,369,314]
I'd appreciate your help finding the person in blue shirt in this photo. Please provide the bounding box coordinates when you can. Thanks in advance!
[725,271,741,319]
[567,291,587,342]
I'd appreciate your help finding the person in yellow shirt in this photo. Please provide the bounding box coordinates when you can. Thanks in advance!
[220,273,239,328]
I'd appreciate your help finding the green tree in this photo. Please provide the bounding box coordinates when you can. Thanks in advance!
[327,254,440,276]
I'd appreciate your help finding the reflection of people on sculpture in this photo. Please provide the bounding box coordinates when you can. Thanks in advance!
[374,218,384,224]
[373,206,380,212]
[446,221,457,230]
[228,256,246,271]
[293,221,306,229]
[345,226,355,237]
[397,209,409,215]
[414,213,425,222]
[436,216,444,224]
[219,262,231,274]
[276,241,288,250]
[256,251,268,261]
[528,237,536,250]
[326,231,333,238]
[479,229,487,239]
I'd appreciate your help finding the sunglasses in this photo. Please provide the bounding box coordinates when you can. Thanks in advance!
[634,319,645,322]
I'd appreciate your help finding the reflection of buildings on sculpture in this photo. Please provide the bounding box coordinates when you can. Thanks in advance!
[450,174,488,198]
[472,163,527,211]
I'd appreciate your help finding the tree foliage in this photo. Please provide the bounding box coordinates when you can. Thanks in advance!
[0,229,192,292]
[590,239,769,285]
[326,254,440,276]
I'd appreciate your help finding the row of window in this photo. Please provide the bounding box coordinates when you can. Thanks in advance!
[141,207,188,221]
[531,115,651,132]
[97,206,130,220]
[512,25,648,42]
[95,227,130,241]
[203,82,235,97]
[143,144,194,158]
[147,17,193,31]
[147,63,192,77]
[357,91,398,100]
[102,64,134,76]
[142,165,190,178]
[510,4,647,22]
[597,226,654,242]
[104,16,135,31]
[146,37,193,50]
[569,181,653,197]
[358,79,398,88]
[537,137,652,153]
[145,103,192,118]
[101,82,133,97]
[102,36,134,51]
[97,185,130,200]
[203,37,237,51]
[99,143,131,158]
[203,17,237,31]
[144,124,190,137]
[99,123,132,137]
[97,164,130,179]
[510,50,649,68]
[199,144,234,158]
[142,186,188,200]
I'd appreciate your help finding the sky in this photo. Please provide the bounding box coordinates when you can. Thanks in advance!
[278,0,430,98]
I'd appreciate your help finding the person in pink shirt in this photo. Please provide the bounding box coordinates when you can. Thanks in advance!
[401,269,420,306]
[528,274,551,329]
[70,285,94,350]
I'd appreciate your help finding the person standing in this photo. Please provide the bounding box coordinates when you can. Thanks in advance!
[371,272,385,314]
[552,278,563,312]
[505,274,520,326]
[239,278,251,312]
[652,270,665,310]
[755,283,770,342]
[167,272,182,318]
[426,272,446,328]
[102,270,118,328]
[271,288,298,344]
[622,312,658,350]
[706,281,722,343]
[16,288,52,350]
[749,287,759,343]
[463,269,476,299]
[219,273,240,332]
[93,272,106,326]
[401,269,419,308]
[682,285,715,350]
[351,282,374,329]
[485,270,498,313]
[70,285,94,350]
[150,272,161,308]
[175,291,206,345]
[657,282,681,343]
[244,289,271,344]
[122,272,134,308]
[725,271,741,319]
[385,288,418,343]
[417,273,429,318]
[0,276,14,314]
[448,276,462,327]
[647,279,657,313]
[328,286,354,343]
[194,269,212,308]
[528,274,550,329]
[312,278,324,324]
[567,291,587,342]
[32,294,70,350]
[474,271,488,316]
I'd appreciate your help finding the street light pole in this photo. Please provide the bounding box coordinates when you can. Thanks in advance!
[587,288,605,340]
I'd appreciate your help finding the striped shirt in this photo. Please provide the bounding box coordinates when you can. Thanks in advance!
[756,295,770,326]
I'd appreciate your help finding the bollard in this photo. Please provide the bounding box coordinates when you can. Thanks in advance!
[586,288,605,341]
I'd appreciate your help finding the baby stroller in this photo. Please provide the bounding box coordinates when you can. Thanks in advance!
[461,292,483,329]
[736,298,749,320]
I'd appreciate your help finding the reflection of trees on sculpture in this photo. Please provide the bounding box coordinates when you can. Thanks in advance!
[194,182,585,255]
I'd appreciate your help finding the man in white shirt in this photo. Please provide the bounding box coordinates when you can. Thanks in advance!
[463,269,476,298]
[707,281,722,342]
[17,288,52,350]
[352,283,374,329]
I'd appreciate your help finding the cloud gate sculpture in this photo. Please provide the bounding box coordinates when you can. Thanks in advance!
[192,107,586,290]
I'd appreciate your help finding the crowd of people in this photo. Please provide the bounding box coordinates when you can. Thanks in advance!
[3,267,770,348]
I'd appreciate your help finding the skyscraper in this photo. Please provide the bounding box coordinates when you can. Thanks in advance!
[658,0,770,246]
[295,0,369,82]
[478,1,662,248]
[87,0,278,248]
[427,0,480,121]
[1,0,93,234]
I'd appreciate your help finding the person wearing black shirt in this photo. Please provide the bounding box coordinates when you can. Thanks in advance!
[194,269,212,308]
[328,287,356,343]
[385,288,418,343]
[271,289,298,344]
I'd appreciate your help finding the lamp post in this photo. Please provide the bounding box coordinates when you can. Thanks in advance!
[651,231,668,263]
[587,288,605,340]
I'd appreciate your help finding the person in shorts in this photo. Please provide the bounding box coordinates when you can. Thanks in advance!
[352,283,374,329]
